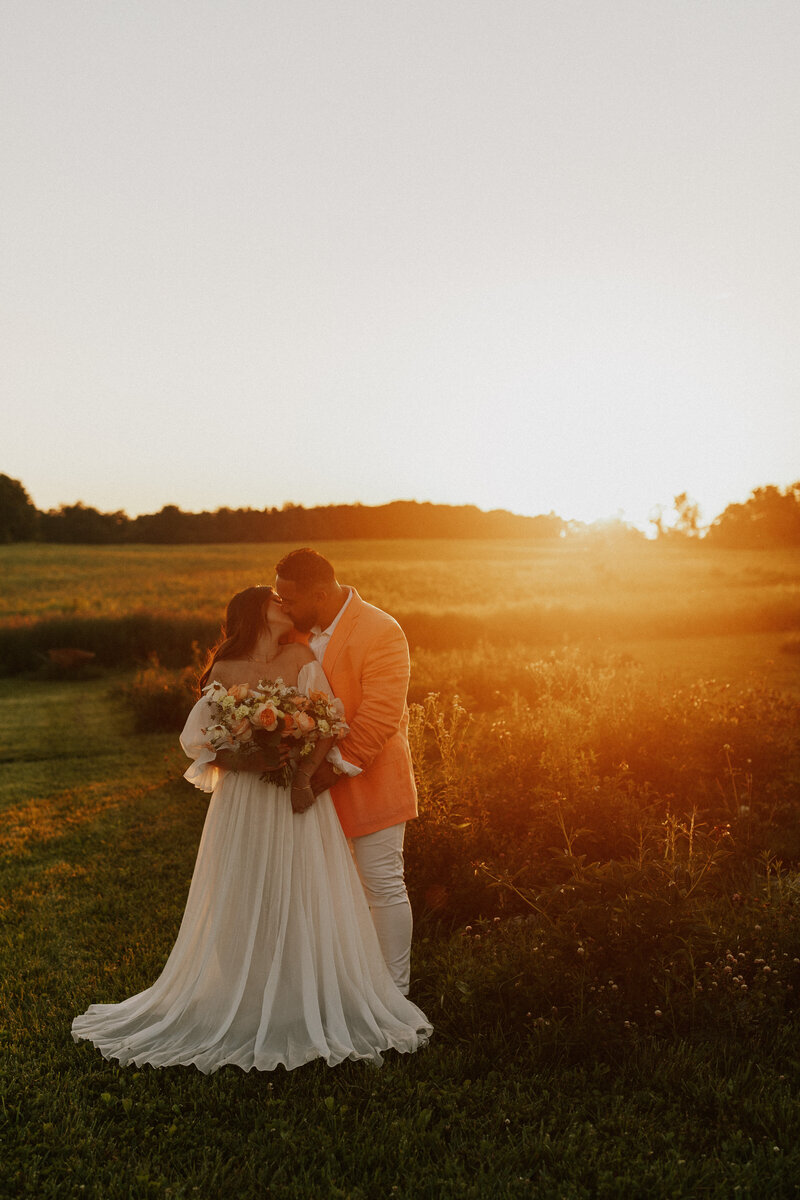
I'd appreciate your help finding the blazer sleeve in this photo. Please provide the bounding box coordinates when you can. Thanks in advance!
[336,623,410,771]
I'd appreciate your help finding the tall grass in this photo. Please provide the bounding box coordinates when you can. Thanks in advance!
[402,651,800,1052]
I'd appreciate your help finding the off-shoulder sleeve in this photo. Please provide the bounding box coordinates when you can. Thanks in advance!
[296,662,361,778]
[179,696,223,793]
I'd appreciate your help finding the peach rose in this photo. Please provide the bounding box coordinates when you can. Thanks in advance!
[254,704,279,732]
[228,683,251,703]
[293,711,316,734]
[229,717,253,742]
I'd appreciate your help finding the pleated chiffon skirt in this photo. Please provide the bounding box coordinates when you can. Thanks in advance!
[72,772,431,1074]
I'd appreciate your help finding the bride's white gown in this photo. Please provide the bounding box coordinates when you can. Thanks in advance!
[72,663,432,1073]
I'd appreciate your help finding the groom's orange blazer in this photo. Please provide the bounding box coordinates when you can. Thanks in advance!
[319,588,418,839]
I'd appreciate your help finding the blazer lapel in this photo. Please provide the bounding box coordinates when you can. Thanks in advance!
[323,587,362,677]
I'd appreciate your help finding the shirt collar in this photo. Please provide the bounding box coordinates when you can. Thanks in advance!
[311,587,352,639]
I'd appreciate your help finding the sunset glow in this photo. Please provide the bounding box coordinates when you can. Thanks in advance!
[2,2,798,529]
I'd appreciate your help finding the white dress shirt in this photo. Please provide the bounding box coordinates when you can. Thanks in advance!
[309,589,360,778]
[309,587,353,663]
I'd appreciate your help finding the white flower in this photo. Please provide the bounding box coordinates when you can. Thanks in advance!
[203,681,228,703]
[204,724,234,751]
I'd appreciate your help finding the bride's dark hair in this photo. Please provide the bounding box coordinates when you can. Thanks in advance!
[198,585,275,691]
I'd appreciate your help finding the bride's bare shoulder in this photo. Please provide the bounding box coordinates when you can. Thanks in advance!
[285,643,315,669]
[206,659,239,687]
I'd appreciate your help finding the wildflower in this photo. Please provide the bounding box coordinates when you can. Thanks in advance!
[654,1009,663,1018]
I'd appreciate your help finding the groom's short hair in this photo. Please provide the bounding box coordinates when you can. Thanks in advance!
[275,548,335,589]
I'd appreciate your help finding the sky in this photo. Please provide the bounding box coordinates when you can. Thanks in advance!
[2,0,799,530]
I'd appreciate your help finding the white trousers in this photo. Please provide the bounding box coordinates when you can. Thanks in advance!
[350,822,412,995]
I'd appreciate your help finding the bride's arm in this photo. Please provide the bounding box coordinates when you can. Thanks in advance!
[290,736,334,813]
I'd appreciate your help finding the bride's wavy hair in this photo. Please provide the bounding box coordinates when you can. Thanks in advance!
[198,585,275,691]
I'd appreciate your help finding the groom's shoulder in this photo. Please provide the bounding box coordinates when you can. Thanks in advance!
[349,590,406,640]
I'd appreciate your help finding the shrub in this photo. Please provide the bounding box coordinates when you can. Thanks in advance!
[0,613,219,675]
[122,655,198,733]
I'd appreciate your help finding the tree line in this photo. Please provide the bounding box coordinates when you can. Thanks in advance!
[1,474,798,547]
[0,476,566,543]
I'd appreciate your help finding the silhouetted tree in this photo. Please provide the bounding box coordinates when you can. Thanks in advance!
[39,503,128,543]
[707,483,800,548]
[649,493,702,540]
[673,492,702,538]
[0,474,38,541]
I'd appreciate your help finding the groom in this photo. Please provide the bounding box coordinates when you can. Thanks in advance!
[274,548,418,996]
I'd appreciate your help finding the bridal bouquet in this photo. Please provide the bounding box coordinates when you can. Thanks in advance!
[201,678,348,787]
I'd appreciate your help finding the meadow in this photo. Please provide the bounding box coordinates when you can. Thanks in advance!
[2,541,800,690]
[2,541,800,1197]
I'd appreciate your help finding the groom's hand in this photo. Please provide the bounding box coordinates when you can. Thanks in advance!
[309,761,341,796]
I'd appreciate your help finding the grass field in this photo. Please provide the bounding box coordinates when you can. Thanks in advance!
[2,540,800,629]
[2,542,800,689]
[2,542,800,1196]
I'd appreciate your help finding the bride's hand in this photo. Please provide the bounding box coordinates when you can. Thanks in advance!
[291,772,316,814]
[216,749,269,774]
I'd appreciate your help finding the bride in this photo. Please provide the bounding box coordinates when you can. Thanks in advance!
[72,585,431,1073]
